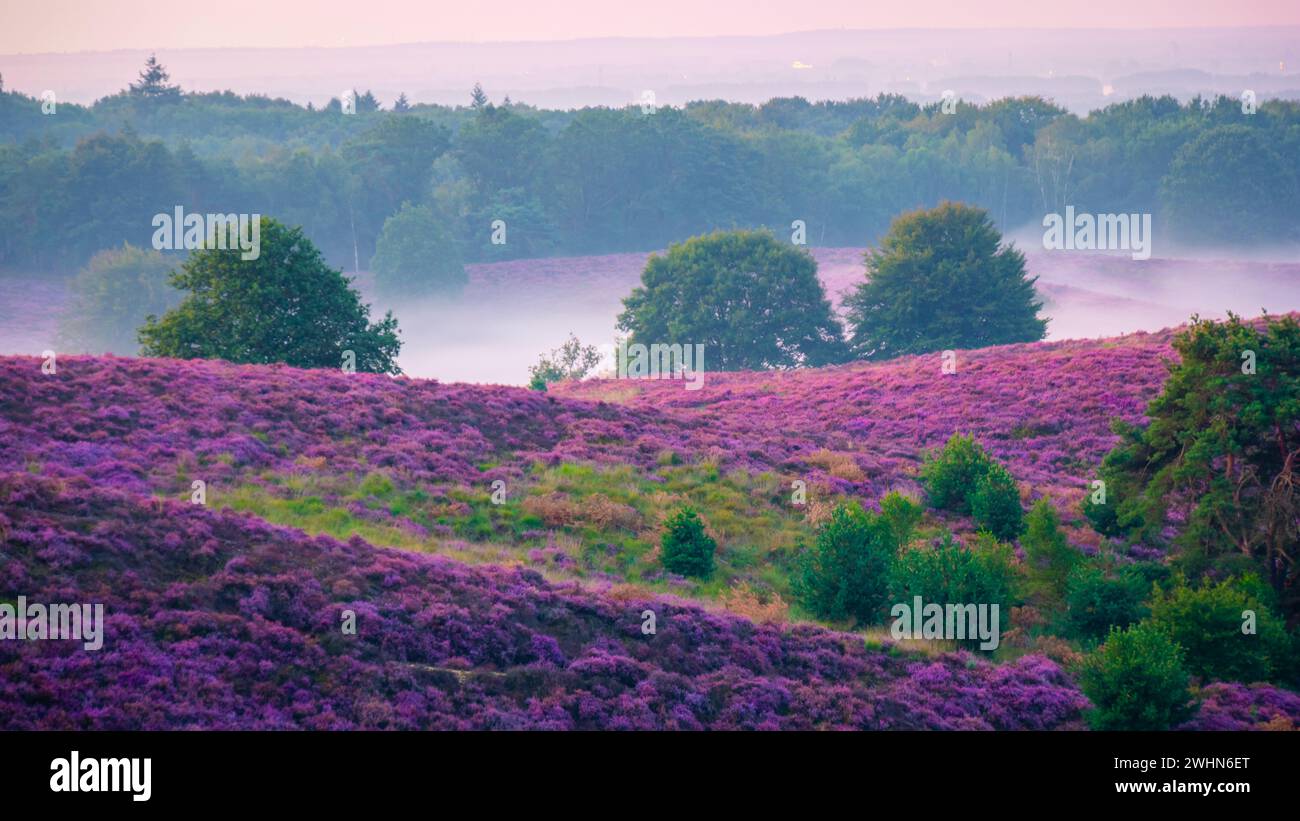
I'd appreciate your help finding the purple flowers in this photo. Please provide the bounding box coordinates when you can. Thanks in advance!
[0,472,1091,729]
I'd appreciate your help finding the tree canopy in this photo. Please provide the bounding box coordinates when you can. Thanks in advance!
[618,230,849,370]
[1085,313,1300,618]
[844,202,1047,359]
[139,218,402,374]
[370,202,466,298]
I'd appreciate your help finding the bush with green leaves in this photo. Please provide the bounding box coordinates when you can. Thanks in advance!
[888,533,1018,605]
[659,506,716,579]
[886,532,1017,648]
[59,243,178,354]
[1147,575,1291,684]
[1061,561,1152,643]
[794,499,909,624]
[1021,497,1080,602]
[969,461,1025,540]
[139,218,402,374]
[1080,622,1194,730]
[918,433,994,514]
[878,491,924,547]
[370,202,466,298]
[528,334,602,391]
[920,433,1024,537]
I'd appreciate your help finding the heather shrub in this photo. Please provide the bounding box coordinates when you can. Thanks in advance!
[919,433,992,513]
[1080,622,1194,730]
[1021,497,1081,602]
[659,506,716,578]
[1061,561,1151,643]
[969,461,1024,540]
[1147,575,1291,684]
[794,501,901,624]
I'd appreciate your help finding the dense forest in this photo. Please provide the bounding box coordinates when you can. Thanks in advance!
[1,63,1298,274]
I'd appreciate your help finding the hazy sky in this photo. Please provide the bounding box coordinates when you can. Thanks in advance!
[4,0,1299,54]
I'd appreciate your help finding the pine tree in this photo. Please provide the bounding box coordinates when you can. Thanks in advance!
[129,54,180,99]
[470,83,488,108]
[393,93,410,112]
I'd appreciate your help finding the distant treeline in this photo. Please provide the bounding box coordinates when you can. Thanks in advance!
[1,73,1298,273]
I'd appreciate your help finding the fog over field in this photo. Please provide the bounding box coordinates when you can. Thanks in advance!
[390,251,1300,384]
[4,248,1298,384]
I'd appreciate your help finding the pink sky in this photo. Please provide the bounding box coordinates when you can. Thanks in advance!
[3,0,1299,54]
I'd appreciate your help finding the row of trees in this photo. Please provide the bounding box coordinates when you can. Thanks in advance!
[617,203,1047,369]
[3,58,1298,275]
[65,202,1045,367]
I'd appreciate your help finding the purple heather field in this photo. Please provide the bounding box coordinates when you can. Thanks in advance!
[1,326,1298,730]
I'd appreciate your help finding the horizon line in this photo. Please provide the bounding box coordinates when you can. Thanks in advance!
[5,23,1300,59]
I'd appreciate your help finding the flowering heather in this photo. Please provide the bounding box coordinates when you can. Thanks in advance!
[0,354,679,494]
[0,473,1090,730]
[0,329,1290,730]
[0,325,1172,511]
[556,329,1177,508]
[1178,683,1300,731]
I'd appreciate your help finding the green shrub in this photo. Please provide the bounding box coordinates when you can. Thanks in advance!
[878,491,923,547]
[1062,562,1151,643]
[886,532,1017,649]
[1081,489,1123,537]
[1080,622,1194,730]
[659,506,716,579]
[794,501,900,623]
[888,533,1016,605]
[920,434,1024,538]
[1021,497,1080,602]
[919,433,992,513]
[969,462,1024,540]
[1147,575,1290,683]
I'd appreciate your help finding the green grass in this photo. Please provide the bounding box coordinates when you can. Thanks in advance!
[215,461,827,610]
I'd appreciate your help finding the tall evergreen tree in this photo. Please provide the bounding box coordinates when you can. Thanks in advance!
[129,54,180,99]
[1086,313,1300,617]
